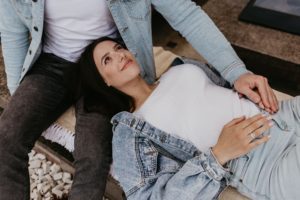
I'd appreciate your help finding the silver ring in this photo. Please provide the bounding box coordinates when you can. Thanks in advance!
[250,133,256,139]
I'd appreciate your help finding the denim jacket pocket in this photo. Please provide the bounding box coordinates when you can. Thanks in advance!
[12,0,32,20]
[122,0,151,20]
[137,137,158,178]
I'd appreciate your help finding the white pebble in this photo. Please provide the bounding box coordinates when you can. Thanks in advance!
[42,184,51,194]
[64,184,72,190]
[42,163,50,174]
[63,178,73,184]
[63,172,71,180]
[35,153,46,160]
[36,183,43,192]
[52,188,63,199]
[50,164,61,173]
[31,174,39,181]
[37,169,44,178]
[44,191,51,197]
[53,172,63,181]
[53,183,64,191]
[29,160,41,169]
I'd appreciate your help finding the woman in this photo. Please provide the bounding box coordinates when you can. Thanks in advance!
[79,37,300,200]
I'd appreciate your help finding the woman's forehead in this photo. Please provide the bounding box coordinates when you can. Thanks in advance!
[95,40,117,52]
[94,40,117,62]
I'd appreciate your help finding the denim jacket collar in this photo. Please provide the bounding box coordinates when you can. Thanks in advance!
[112,111,201,162]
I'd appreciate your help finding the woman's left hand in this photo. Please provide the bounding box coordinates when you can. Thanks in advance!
[234,73,278,114]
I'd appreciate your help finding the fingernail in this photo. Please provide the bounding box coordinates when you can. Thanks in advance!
[268,135,271,138]
[267,116,273,120]
[269,122,274,126]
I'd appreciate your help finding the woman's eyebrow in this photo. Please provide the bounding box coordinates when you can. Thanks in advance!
[113,43,119,50]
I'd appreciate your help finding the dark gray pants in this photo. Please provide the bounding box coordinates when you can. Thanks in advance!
[0,53,112,200]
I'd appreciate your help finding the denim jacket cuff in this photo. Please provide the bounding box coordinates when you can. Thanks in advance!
[199,148,230,181]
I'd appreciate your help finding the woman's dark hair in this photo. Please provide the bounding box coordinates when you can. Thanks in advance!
[77,37,134,117]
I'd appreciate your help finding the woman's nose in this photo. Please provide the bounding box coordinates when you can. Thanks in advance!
[115,51,126,62]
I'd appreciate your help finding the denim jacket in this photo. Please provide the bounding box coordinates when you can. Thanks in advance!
[111,111,229,200]
[110,60,230,200]
[0,0,248,94]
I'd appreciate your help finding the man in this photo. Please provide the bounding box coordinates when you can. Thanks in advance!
[0,0,278,199]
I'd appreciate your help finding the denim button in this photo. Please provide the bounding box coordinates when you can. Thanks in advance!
[29,50,32,55]
[34,26,38,32]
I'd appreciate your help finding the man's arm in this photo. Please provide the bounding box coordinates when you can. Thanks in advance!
[151,0,278,112]
[0,0,30,94]
[151,0,247,85]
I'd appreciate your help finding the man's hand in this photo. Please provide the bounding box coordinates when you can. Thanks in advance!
[234,73,278,114]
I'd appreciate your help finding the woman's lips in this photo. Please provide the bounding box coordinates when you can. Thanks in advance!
[122,60,133,71]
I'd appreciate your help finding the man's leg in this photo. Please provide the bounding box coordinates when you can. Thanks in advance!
[0,59,72,200]
[69,98,112,200]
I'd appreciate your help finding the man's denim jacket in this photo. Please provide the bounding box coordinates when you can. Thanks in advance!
[0,0,249,94]
[111,60,230,200]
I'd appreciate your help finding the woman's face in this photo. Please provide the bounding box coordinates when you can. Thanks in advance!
[93,40,141,89]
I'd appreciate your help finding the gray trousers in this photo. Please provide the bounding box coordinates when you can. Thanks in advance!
[0,53,112,200]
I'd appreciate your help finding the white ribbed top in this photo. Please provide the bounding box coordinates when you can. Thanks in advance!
[135,64,260,152]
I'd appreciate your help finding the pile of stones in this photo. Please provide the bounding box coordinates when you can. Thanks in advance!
[29,150,110,200]
[29,150,72,200]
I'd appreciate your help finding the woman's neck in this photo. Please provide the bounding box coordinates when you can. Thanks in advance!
[118,77,157,111]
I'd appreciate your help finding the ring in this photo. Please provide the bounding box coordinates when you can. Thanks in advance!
[250,133,256,139]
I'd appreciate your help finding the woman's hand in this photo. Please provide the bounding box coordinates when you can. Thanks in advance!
[212,114,273,166]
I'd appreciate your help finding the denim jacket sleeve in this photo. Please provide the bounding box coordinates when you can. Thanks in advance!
[151,0,251,85]
[112,124,229,200]
[0,0,30,94]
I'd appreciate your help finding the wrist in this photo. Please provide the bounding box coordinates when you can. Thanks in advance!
[211,146,229,166]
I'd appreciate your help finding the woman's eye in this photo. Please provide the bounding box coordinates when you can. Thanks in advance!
[116,45,123,50]
[104,57,111,65]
